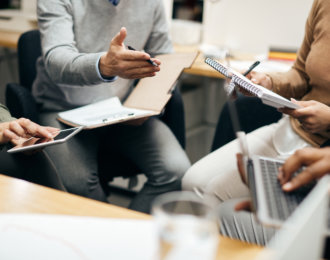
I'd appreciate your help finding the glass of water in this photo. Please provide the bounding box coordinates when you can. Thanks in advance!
[152,191,219,260]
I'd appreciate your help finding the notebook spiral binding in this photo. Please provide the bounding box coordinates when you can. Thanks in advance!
[205,57,230,78]
[232,75,261,96]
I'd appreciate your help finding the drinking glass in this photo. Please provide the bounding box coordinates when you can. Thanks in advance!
[152,191,219,260]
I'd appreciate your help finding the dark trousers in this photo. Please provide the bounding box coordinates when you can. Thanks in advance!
[0,149,65,190]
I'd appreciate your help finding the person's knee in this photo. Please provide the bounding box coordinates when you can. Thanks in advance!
[182,164,204,192]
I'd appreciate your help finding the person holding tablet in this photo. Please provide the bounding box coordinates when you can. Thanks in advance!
[183,0,330,203]
[0,103,65,190]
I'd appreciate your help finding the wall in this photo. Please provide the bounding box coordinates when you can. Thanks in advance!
[203,0,314,53]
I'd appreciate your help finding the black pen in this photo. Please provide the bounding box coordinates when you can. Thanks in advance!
[243,61,260,76]
[127,46,158,67]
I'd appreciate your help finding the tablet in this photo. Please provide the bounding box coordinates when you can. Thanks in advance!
[7,126,84,154]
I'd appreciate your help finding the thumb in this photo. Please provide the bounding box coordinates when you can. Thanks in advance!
[112,27,127,46]
[290,98,313,108]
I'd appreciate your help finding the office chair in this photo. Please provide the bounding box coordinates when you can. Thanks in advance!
[6,29,187,193]
[211,95,282,151]
[6,30,40,123]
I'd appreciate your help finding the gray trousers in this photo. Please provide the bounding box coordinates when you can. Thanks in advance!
[39,112,191,213]
[0,149,65,191]
[219,198,277,246]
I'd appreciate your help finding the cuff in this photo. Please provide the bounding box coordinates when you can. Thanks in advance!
[96,54,118,82]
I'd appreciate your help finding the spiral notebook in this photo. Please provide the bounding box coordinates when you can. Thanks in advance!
[205,58,300,110]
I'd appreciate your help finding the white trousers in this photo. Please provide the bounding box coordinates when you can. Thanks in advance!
[182,116,312,202]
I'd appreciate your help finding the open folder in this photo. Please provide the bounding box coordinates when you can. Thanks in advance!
[58,52,198,129]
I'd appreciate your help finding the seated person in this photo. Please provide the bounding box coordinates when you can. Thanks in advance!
[0,103,64,190]
[32,0,191,213]
[220,146,330,245]
[183,0,330,204]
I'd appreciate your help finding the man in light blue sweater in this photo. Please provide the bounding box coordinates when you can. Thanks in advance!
[32,0,191,213]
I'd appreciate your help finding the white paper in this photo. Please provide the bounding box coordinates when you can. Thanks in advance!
[229,60,293,73]
[0,214,158,260]
[58,97,154,127]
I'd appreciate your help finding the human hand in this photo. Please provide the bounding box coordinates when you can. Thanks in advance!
[235,154,253,212]
[234,200,252,212]
[0,118,58,145]
[278,147,330,192]
[99,27,161,79]
[234,71,272,97]
[236,153,247,184]
[247,71,273,90]
[279,99,330,133]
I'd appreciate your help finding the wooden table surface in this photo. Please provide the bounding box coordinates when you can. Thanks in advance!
[0,174,262,259]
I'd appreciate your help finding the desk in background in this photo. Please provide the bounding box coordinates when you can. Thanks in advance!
[0,174,262,260]
[0,10,37,49]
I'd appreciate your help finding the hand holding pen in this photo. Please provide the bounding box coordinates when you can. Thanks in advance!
[99,27,161,79]
[127,46,158,67]
[243,61,260,76]
[229,60,261,98]
[245,62,273,91]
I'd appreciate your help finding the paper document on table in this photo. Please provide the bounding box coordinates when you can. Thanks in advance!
[58,97,155,129]
[0,214,157,260]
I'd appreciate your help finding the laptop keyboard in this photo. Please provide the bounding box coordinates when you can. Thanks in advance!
[259,159,315,221]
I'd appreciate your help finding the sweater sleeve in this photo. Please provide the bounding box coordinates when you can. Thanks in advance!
[0,104,15,123]
[143,0,173,57]
[37,0,104,86]
[268,0,318,99]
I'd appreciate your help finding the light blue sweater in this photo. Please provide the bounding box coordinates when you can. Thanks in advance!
[32,0,172,111]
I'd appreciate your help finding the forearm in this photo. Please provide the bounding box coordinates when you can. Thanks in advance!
[268,68,309,99]
[44,49,105,85]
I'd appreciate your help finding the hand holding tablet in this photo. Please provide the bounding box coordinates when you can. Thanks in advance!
[7,126,84,154]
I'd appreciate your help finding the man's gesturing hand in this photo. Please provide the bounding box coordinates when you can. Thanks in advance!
[99,27,161,79]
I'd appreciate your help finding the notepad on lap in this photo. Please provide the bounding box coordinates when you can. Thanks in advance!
[58,52,198,129]
[58,97,155,129]
[205,58,300,110]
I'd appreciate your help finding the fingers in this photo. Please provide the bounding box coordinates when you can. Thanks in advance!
[16,118,54,139]
[279,148,317,185]
[279,101,314,118]
[250,71,272,90]
[45,126,60,134]
[279,147,330,192]
[2,128,20,143]
[282,159,328,191]
[7,118,55,142]
[121,49,151,61]
[277,107,296,116]
[236,153,247,184]
[234,200,252,212]
[111,27,127,46]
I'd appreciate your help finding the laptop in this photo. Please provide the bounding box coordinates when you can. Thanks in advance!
[256,175,329,260]
[226,94,316,227]
[236,130,316,227]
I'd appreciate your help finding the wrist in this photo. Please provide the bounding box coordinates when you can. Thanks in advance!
[97,54,117,81]
[99,54,115,79]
